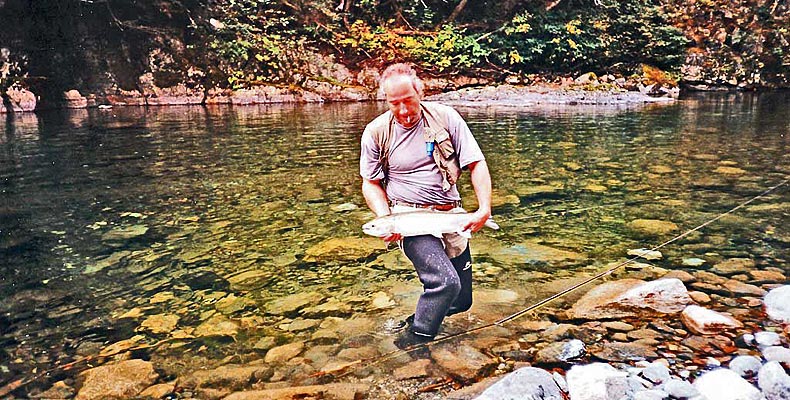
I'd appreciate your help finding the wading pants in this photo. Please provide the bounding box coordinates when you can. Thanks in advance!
[402,235,473,337]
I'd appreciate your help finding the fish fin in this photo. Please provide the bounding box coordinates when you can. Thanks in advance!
[485,218,500,230]
[457,229,472,239]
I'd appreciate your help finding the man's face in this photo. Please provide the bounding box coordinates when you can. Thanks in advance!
[383,75,422,128]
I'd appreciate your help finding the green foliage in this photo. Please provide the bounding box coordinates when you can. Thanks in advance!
[190,0,309,88]
[339,22,489,72]
[487,1,688,75]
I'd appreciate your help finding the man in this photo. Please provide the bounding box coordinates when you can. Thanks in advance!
[359,63,493,349]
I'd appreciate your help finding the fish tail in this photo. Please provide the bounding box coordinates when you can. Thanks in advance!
[484,218,500,230]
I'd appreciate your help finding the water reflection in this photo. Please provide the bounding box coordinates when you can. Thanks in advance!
[0,94,788,394]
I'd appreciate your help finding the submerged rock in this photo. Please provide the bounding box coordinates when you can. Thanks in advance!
[75,359,158,400]
[626,219,678,237]
[568,278,691,320]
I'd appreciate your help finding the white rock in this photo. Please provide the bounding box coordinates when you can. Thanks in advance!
[754,331,782,347]
[758,361,790,400]
[764,286,790,324]
[680,305,743,335]
[662,378,698,399]
[762,346,790,364]
[566,363,629,400]
[729,355,763,377]
[641,362,671,385]
[634,389,669,400]
[693,368,762,400]
[476,367,564,400]
[552,371,568,393]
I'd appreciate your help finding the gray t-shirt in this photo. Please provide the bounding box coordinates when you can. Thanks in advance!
[359,102,485,205]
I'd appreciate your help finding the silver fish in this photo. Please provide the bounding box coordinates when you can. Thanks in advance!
[362,210,499,238]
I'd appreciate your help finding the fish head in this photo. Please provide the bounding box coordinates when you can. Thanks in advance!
[362,219,393,237]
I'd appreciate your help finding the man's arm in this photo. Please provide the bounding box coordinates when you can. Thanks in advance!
[464,159,492,232]
[361,178,402,242]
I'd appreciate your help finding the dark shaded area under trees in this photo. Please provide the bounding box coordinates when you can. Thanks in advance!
[0,0,787,108]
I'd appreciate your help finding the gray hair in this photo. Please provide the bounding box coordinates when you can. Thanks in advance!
[379,63,424,97]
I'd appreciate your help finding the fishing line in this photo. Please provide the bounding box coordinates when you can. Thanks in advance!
[326,178,788,378]
[509,195,671,221]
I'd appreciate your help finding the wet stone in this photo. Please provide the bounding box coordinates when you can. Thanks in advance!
[662,379,699,399]
[602,321,635,332]
[758,361,790,400]
[253,337,276,351]
[754,331,782,347]
[264,341,305,363]
[682,257,706,267]
[393,359,431,380]
[476,367,564,400]
[724,279,767,297]
[711,258,755,276]
[662,270,695,283]
[689,291,712,304]
[265,291,325,317]
[432,343,498,383]
[693,368,762,400]
[762,346,790,364]
[75,359,158,400]
[591,342,658,362]
[749,269,786,282]
[680,305,743,335]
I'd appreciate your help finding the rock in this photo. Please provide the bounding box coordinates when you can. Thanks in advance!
[566,363,629,400]
[682,257,706,267]
[754,331,782,347]
[2,87,36,112]
[303,237,382,262]
[85,250,132,274]
[223,383,370,400]
[101,225,148,242]
[432,344,497,382]
[749,269,786,283]
[301,298,353,318]
[590,342,658,362]
[193,314,239,338]
[693,368,762,400]
[63,89,88,108]
[476,367,564,400]
[688,291,712,304]
[640,362,671,384]
[264,341,305,363]
[178,364,272,391]
[712,258,755,275]
[626,219,678,237]
[729,355,763,378]
[393,359,431,380]
[75,360,158,400]
[139,314,179,335]
[31,381,75,399]
[138,382,175,399]
[487,240,586,265]
[680,305,743,335]
[265,291,325,316]
[627,248,663,260]
[758,361,790,400]
[253,337,277,351]
[602,321,635,332]
[762,346,790,364]
[764,286,790,324]
[535,340,586,365]
[568,278,691,320]
[662,379,699,399]
[724,279,767,297]
[662,270,695,283]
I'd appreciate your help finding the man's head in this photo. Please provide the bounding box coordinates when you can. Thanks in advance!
[380,63,424,128]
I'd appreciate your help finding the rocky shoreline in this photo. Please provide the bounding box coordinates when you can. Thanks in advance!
[22,235,789,400]
[0,71,680,114]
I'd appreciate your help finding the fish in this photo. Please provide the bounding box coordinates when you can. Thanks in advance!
[362,210,499,238]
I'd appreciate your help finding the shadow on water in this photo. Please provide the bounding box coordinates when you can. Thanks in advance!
[0,95,788,396]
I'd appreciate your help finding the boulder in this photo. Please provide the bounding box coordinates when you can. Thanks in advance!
[764,285,790,324]
[566,363,629,400]
[693,368,762,400]
[758,361,790,400]
[476,367,564,400]
[568,278,691,320]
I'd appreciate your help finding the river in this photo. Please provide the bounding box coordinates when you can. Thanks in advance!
[1,92,788,397]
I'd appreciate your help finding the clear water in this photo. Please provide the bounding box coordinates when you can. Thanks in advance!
[0,92,788,393]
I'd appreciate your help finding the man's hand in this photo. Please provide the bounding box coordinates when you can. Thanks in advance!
[464,208,491,233]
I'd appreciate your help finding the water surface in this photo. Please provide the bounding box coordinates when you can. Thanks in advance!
[1,92,788,394]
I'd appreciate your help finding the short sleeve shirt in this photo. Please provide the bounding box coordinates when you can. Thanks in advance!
[359,102,485,205]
